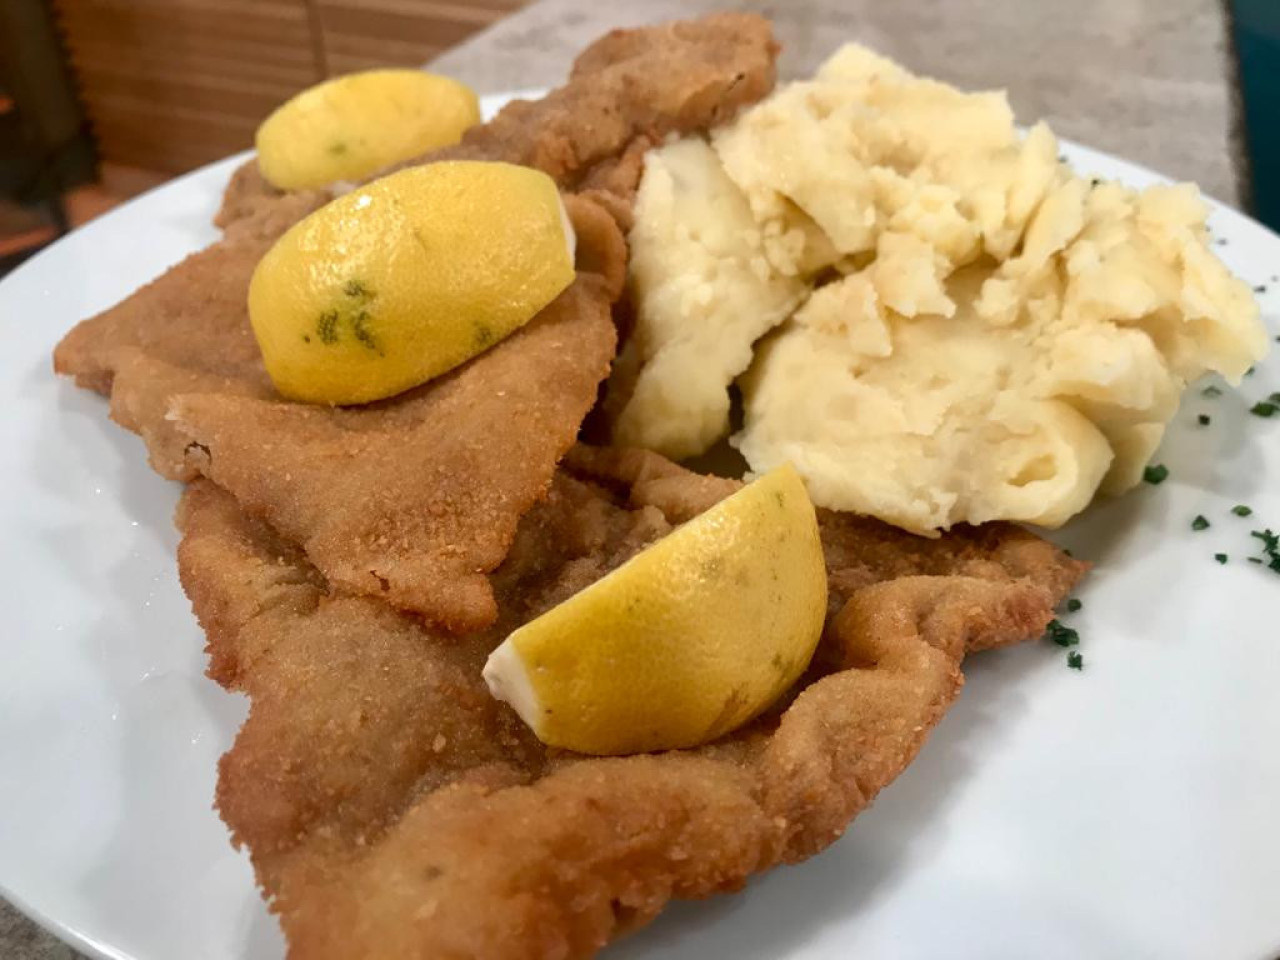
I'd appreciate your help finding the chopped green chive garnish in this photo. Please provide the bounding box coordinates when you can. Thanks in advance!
[1251,402,1278,418]
[1067,651,1084,670]
[1192,515,1210,531]
[1201,385,1223,398]
[1250,529,1280,573]
[1198,414,1211,426]
[1045,619,1080,647]
[1143,464,1169,485]
[1232,505,1253,517]
[1270,392,1280,405]
[1066,598,1082,613]
[1215,553,1228,564]
[1246,367,1256,377]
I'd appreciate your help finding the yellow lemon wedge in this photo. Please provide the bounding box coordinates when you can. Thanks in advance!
[483,464,827,756]
[248,160,576,405]
[256,69,480,190]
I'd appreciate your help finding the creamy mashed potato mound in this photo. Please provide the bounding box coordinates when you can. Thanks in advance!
[617,44,1267,534]
[615,139,807,458]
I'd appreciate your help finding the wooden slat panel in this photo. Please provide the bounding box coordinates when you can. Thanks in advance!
[51,0,526,176]
[67,41,318,93]
[59,2,309,47]
[68,50,317,94]
[60,0,306,22]
[52,0,320,173]
[95,133,248,168]
[328,0,524,16]
[317,0,527,73]
[73,71,295,116]
[80,92,281,135]
[95,137,240,172]
[79,93,261,134]
[59,13,319,72]
[326,51,445,75]
[321,6,498,45]
[324,34,451,70]
[95,115,257,168]
[60,38,316,73]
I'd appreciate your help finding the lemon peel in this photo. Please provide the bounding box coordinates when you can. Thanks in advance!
[249,160,576,405]
[483,464,827,756]
[256,69,479,190]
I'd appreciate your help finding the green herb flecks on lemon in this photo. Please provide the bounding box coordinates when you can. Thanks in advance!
[248,161,576,405]
[256,69,480,190]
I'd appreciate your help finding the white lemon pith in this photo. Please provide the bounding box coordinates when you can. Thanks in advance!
[248,161,576,405]
[483,465,828,756]
[618,44,1268,535]
[255,69,480,190]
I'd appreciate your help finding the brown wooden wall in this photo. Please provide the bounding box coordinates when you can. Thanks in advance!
[51,0,526,175]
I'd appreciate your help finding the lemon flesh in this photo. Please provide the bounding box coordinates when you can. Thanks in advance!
[248,161,576,406]
[483,464,827,756]
[256,69,480,190]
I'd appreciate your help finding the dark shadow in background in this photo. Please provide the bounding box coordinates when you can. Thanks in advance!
[0,0,95,276]
[1234,0,1280,231]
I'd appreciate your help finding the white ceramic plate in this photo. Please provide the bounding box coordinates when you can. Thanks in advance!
[2,92,1278,960]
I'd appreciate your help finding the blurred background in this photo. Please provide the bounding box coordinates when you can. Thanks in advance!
[0,0,1276,270]
[0,0,527,274]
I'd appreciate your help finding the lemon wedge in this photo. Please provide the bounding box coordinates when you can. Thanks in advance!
[483,464,827,756]
[256,69,480,190]
[248,160,576,405]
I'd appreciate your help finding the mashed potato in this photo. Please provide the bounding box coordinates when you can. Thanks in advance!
[614,138,806,458]
[616,44,1267,534]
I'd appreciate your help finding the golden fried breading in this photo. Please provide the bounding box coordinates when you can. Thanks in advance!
[177,447,1084,959]
[54,15,780,629]
[61,197,620,631]
[53,192,327,479]
[214,160,293,231]
[215,12,779,229]
[174,270,617,631]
